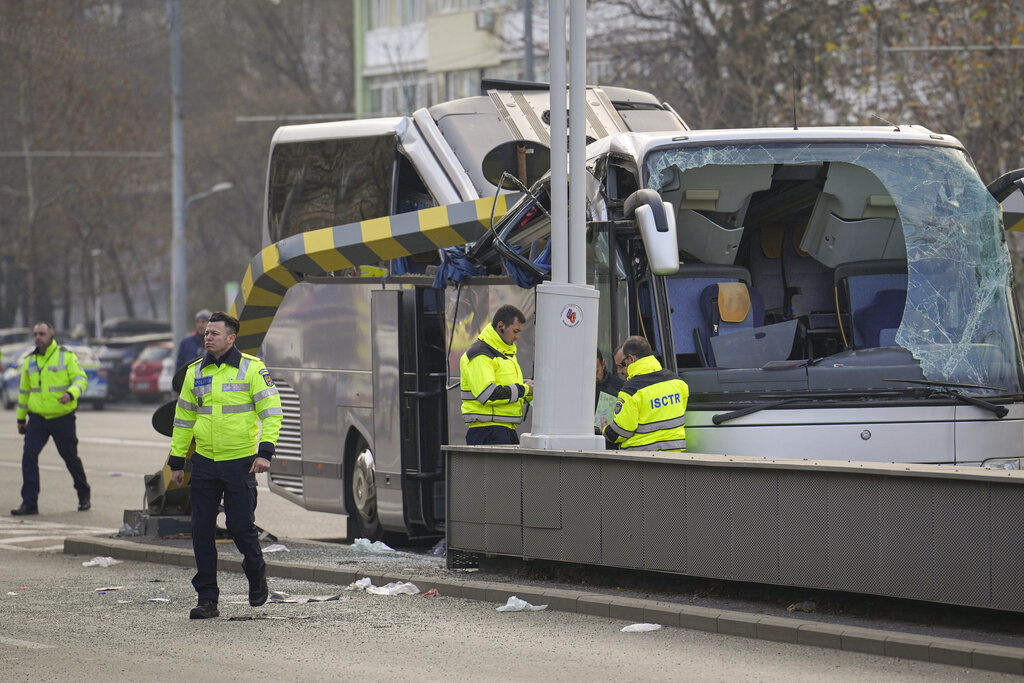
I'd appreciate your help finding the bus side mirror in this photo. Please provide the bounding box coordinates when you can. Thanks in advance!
[625,189,679,276]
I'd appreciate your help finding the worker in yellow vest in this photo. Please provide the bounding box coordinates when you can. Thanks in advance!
[460,305,533,445]
[168,311,283,619]
[11,322,90,516]
[603,335,689,452]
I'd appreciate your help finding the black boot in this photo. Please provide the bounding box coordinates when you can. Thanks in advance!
[249,574,268,607]
[11,503,38,516]
[189,599,219,619]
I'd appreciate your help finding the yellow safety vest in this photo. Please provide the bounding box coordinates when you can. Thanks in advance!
[460,323,529,430]
[170,346,283,462]
[604,355,688,451]
[17,340,87,420]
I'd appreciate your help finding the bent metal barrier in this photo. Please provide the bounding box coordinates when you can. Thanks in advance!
[445,447,1024,613]
[228,194,519,354]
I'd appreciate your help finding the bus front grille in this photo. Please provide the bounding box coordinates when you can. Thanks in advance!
[269,379,303,495]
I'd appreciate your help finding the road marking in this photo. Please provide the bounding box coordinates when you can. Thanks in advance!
[0,434,167,448]
[0,519,114,553]
[0,636,55,649]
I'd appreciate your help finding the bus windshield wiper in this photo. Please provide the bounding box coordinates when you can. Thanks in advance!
[883,378,1009,418]
[711,390,904,425]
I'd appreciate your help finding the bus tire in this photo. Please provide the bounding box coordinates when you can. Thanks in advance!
[345,436,383,542]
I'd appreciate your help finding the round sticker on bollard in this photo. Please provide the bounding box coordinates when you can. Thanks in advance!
[560,304,582,327]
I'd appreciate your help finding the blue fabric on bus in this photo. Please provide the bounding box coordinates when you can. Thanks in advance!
[432,247,486,288]
[502,241,551,289]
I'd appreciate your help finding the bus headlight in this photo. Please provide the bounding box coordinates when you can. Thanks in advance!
[982,457,1022,470]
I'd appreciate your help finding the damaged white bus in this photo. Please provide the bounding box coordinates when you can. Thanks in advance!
[234,82,1024,539]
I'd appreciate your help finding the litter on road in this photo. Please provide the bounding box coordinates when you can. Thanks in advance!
[352,538,397,554]
[263,543,289,553]
[95,586,123,592]
[82,556,122,567]
[621,623,662,633]
[269,591,342,604]
[496,596,547,612]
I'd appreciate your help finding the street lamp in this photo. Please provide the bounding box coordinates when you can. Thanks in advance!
[171,181,234,347]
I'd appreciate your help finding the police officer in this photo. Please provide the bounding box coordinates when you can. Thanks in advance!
[603,335,689,452]
[168,311,283,619]
[176,308,211,371]
[11,322,91,515]
[460,304,533,445]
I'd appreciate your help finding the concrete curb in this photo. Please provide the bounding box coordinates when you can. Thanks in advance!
[65,535,1024,676]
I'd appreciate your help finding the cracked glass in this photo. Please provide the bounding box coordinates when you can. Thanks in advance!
[646,142,1022,393]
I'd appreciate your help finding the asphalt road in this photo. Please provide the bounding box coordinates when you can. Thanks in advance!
[2,548,1012,682]
[0,399,346,543]
[0,402,1017,680]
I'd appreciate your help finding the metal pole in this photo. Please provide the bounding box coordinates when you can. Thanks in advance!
[519,0,603,452]
[169,0,186,348]
[523,0,534,82]
[91,249,102,338]
[548,0,567,284]
[568,0,585,285]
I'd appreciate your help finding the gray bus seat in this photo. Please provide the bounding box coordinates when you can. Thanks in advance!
[834,260,908,349]
[748,226,786,316]
[664,264,751,366]
[855,288,906,348]
[782,226,835,328]
[698,282,766,366]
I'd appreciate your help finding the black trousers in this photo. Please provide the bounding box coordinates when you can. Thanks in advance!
[466,424,519,445]
[21,412,90,507]
[189,453,265,602]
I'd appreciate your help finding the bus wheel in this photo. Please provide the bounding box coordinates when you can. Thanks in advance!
[346,439,383,541]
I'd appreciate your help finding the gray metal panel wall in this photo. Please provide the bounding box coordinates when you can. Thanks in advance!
[447,447,1024,613]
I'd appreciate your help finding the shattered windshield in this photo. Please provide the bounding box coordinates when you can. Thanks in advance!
[646,142,1022,393]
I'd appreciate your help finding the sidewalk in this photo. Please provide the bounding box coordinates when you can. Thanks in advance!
[64,532,1024,675]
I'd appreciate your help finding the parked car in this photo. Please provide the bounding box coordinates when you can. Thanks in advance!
[129,341,174,402]
[0,327,30,347]
[1,341,107,410]
[96,333,172,402]
[0,342,33,410]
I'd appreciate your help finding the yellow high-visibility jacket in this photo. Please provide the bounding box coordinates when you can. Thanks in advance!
[17,340,87,420]
[603,355,688,451]
[169,346,283,467]
[460,323,530,431]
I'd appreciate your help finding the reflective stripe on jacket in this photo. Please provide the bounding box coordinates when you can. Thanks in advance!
[460,323,529,430]
[17,340,87,420]
[170,346,283,462]
[603,355,688,451]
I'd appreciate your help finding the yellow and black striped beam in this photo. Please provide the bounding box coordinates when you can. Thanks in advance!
[229,194,520,354]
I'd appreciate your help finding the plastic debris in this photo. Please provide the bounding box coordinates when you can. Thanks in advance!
[6,592,17,596]
[119,522,141,537]
[263,543,289,553]
[269,591,341,604]
[421,588,440,598]
[621,623,662,633]
[147,598,170,603]
[496,596,547,612]
[428,538,446,557]
[109,472,122,477]
[352,538,397,554]
[83,556,122,567]
[95,586,124,592]
[345,577,373,592]
[117,600,131,604]
[367,581,419,596]
[786,600,817,613]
